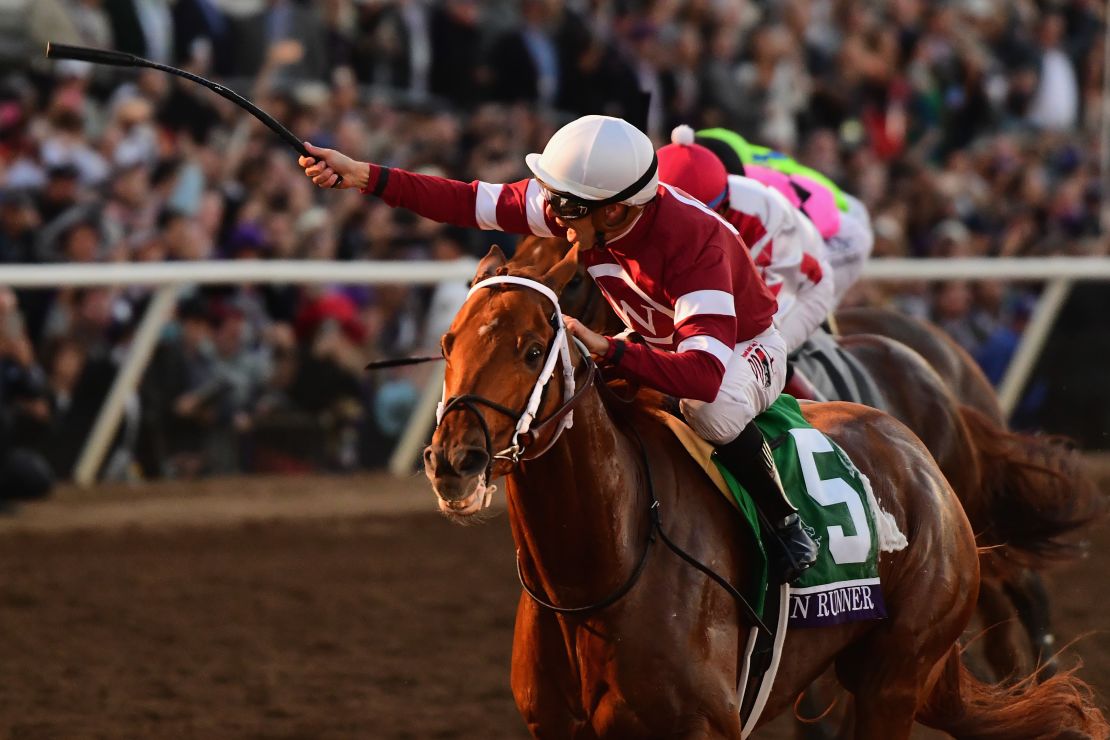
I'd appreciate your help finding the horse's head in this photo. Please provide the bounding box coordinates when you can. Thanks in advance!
[424,244,581,521]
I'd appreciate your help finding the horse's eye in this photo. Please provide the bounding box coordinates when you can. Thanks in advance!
[525,344,544,365]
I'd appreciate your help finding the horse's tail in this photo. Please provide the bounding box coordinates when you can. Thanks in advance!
[918,645,1108,739]
[959,404,1107,565]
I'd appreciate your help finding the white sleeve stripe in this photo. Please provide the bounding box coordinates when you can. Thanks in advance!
[676,335,734,367]
[524,179,555,237]
[673,290,736,324]
[475,182,504,231]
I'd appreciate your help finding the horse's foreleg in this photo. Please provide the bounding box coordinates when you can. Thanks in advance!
[975,577,1022,681]
[837,650,918,740]
[1003,569,1059,680]
[792,680,844,740]
[837,623,959,740]
[846,683,917,740]
[511,600,584,739]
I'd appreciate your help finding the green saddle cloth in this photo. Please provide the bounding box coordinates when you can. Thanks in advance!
[711,395,904,628]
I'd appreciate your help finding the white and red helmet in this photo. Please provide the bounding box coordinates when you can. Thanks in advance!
[526,115,659,208]
[656,125,729,209]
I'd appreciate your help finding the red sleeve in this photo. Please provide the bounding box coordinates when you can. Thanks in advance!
[365,163,479,228]
[364,165,566,238]
[614,342,725,402]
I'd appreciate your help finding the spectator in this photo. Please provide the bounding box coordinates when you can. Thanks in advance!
[1026,11,1080,131]
[0,287,55,500]
[0,0,1107,480]
[484,0,564,108]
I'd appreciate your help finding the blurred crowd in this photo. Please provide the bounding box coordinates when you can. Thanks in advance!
[0,0,1107,489]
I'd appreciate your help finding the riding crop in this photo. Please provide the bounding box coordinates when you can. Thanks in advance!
[44,42,342,186]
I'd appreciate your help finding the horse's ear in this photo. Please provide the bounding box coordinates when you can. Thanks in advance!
[473,244,507,283]
[541,245,579,295]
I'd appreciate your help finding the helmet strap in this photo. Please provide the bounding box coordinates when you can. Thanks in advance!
[594,229,607,252]
[592,153,659,207]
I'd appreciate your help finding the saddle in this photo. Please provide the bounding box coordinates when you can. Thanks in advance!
[789,328,887,411]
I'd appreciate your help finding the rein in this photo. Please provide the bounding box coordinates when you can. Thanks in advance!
[438,355,596,467]
[516,414,772,636]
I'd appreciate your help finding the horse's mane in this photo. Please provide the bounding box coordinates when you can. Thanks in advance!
[496,263,541,279]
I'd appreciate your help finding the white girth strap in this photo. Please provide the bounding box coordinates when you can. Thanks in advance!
[435,275,576,459]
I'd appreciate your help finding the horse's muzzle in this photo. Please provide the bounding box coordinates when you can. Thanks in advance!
[423,444,489,485]
[423,444,493,517]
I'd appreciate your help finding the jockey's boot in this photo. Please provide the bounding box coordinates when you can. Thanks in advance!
[715,422,819,584]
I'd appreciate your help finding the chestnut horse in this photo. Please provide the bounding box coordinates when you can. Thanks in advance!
[510,235,1105,680]
[423,248,1107,738]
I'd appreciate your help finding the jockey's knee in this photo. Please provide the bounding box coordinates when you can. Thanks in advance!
[679,397,752,445]
[681,329,786,445]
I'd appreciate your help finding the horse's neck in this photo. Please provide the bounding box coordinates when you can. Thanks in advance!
[506,388,646,600]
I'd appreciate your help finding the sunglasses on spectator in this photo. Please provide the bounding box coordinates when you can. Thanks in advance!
[541,187,599,220]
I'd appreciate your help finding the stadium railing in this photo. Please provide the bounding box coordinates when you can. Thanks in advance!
[1,256,1106,485]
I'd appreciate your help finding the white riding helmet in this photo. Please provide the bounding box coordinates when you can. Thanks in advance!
[525,115,659,207]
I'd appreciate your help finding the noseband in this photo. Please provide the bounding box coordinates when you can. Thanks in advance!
[436,276,595,480]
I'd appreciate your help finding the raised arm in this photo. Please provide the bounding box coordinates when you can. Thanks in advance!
[299,143,566,238]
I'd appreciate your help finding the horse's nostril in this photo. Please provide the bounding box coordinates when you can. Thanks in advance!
[424,445,448,475]
[452,446,489,477]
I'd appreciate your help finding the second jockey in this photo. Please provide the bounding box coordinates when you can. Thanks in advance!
[695,128,874,306]
[299,114,818,582]
[656,125,836,357]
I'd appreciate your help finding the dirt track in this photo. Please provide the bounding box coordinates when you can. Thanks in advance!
[0,471,1107,739]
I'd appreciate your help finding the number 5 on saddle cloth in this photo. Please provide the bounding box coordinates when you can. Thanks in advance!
[659,394,908,627]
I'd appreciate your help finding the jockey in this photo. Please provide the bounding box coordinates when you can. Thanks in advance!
[695,128,874,306]
[299,114,818,582]
[656,126,835,357]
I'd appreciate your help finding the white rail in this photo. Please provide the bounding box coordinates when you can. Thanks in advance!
[1,255,1109,287]
[862,256,1110,281]
[0,259,477,287]
[0,257,1103,484]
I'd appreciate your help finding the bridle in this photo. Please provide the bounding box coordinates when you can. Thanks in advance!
[435,275,596,482]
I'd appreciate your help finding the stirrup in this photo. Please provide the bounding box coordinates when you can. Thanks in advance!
[774,513,819,584]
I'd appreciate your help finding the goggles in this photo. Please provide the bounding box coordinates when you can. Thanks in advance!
[538,152,660,221]
[541,187,597,220]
